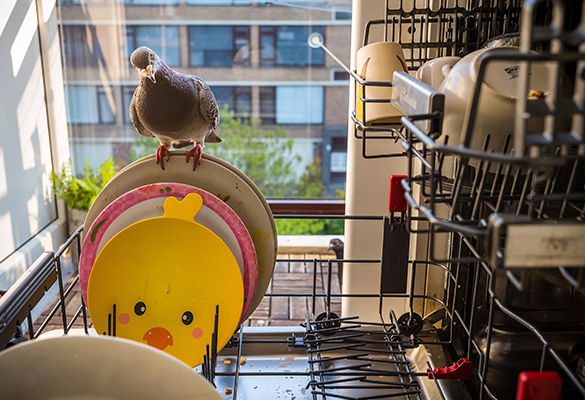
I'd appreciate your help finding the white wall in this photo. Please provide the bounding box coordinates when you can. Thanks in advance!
[0,0,69,289]
[341,0,410,321]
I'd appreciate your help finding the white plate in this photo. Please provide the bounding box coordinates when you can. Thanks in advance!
[0,336,222,400]
[85,153,276,320]
[80,183,258,324]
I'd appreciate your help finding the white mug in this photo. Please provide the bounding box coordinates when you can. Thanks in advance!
[416,56,461,90]
[355,41,408,127]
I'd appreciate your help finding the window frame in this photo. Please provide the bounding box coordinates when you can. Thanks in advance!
[189,25,250,68]
[259,25,325,67]
[125,25,181,67]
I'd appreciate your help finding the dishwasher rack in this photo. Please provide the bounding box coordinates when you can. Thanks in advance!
[336,0,585,398]
[0,214,473,400]
[373,0,526,70]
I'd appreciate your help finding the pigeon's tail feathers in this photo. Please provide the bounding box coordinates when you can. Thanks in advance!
[206,130,222,143]
[173,140,192,149]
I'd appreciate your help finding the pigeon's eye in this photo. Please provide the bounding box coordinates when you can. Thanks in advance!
[134,301,146,316]
[149,52,153,59]
[182,311,193,325]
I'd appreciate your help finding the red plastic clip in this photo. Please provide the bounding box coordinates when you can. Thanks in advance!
[516,371,562,400]
[427,358,473,381]
[388,175,407,213]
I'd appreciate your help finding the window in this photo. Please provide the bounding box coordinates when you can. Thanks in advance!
[189,26,250,67]
[66,86,114,124]
[126,25,180,66]
[260,26,324,67]
[122,0,178,4]
[259,87,276,124]
[275,86,324,124]
[61,25,103,67]
[212,86,251,119]
[122,86,136,124]
[186,0,251,4]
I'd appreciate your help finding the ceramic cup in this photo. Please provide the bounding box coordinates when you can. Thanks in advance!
[416,56,461,90]
[355,41,408,127]
[439,46,553,163]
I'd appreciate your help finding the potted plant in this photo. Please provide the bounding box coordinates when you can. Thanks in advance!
[50,157,118,237]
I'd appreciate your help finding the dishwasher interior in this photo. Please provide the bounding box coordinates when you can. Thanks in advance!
[1,0,585,399]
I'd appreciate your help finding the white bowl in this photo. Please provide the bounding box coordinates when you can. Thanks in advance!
[439,46,552,164]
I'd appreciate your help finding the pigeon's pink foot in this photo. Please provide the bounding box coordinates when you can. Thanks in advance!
[155,145,171,170]
[186,144,202,171]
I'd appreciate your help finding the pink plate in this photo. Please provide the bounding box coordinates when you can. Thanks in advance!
[79,183,257,325]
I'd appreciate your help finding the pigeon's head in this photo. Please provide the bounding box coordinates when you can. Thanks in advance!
[131,46,160,83]
[328,238,344,259]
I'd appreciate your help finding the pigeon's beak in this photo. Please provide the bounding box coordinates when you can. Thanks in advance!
[137,64,156,83]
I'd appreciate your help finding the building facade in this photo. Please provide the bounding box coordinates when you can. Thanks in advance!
[58,0,351,196]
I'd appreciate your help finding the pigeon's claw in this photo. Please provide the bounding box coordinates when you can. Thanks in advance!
[155,145,171,170]
[186,144,202,171]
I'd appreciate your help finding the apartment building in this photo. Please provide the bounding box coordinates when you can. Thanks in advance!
[58,0,352,195]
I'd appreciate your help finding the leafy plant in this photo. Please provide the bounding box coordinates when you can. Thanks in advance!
[50,158,118,210]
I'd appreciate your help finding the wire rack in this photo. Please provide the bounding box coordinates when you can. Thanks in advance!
[372,0,526,70]
[0,216,473,400]
[339,0,585,398]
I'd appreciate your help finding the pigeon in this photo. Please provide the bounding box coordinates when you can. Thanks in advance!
[328,238,344,286]
[129,46,221,170]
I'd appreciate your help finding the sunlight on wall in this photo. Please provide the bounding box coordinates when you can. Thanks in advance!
[17,58,48,171]
[0,150,6,199]
[41,0,56,24]
[0,213,15,260]
[27,194,40,234]
[11,0,38,77]
[0,0,18,40]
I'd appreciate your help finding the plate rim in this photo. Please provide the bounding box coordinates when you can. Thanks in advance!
[80,182,258,324]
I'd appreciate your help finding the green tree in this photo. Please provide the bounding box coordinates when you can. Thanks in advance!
[274,157,345,235]
[206,109,301,198]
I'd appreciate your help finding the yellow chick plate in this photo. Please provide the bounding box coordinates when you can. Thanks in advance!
[87,193,243,368]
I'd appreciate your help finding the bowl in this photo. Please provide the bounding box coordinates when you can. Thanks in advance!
[438,46,553,168]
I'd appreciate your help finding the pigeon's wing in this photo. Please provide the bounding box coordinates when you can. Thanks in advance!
[129,91,154,138]
[192,77,219,131]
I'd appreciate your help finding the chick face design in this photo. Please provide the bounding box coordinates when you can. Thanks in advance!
[87,193,244,367]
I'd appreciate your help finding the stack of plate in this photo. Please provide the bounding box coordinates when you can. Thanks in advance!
[79,152,277,367]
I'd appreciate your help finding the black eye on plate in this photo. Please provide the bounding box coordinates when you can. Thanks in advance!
[134,301,146,316]
[182,311,193,325]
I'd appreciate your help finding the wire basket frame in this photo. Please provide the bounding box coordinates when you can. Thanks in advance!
[378,0,525,70]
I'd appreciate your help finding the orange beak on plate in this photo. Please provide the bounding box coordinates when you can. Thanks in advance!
[143,327,174,350]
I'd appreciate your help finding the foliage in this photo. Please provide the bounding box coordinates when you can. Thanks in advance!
[129,136,160,163]
[274,157,345,236]
[206,109,301,198]
[297,157,324,198]
[50,158,118,210]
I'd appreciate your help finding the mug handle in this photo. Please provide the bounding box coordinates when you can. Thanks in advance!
[441,64,453,79]
[416,63,432,86]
